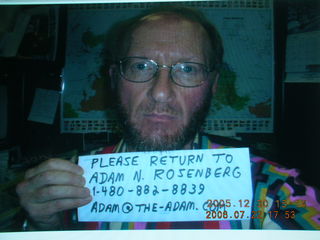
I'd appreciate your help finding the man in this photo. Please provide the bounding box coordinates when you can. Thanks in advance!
[16,6,320,230]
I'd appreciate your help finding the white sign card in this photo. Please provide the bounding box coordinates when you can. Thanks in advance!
[78,148,253,222]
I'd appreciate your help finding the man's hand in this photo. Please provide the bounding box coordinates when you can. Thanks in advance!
[16,158,92,230]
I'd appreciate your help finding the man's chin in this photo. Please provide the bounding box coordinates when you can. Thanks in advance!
[133,127,185,151]
[139,122,179,137]
[123,124,187,152]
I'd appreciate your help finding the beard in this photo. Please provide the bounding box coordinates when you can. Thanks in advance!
[117,91,212,152]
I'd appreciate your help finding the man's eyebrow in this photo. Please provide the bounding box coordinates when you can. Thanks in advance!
[124,54,206,64]
[176,57,206,64]
[125,56,148,59]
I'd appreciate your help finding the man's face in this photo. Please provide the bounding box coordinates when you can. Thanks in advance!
[115,16,217,151]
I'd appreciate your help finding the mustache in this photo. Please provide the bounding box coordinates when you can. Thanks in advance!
[137,100,181,116]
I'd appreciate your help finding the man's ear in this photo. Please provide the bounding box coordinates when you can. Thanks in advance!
[109,64,118,91]
[211,72,219,95]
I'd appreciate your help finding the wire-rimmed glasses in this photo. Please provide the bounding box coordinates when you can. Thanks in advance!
[119,57,213,87]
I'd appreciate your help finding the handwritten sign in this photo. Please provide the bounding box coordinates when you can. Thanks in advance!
[78,148,253,222]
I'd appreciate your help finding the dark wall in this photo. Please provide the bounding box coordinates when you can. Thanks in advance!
[280,83,320,188]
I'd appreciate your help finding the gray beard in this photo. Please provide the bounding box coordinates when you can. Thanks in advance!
[117,93,212,152]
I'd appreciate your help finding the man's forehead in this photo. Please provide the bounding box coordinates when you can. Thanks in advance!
[139,14,202,31]
[140,12,193,23]
[131,15,208,43]
[122,13,213,64]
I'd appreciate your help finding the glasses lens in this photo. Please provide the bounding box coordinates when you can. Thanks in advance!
[120,58,156,82]
[172,63,207,87]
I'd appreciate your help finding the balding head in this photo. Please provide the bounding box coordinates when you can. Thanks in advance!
[107,6,223,70]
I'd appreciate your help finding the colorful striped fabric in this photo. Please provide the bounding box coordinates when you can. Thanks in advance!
[65,134,320,230]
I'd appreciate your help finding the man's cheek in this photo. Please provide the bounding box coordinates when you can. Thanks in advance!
[182,90,207,115]
[120,92,130,110]
[121,90,143,121]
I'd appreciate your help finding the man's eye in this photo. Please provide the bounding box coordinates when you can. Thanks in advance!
[132,62,149,71]
[181,64,197,73]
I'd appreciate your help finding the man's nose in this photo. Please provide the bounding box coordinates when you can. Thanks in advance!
[149,67,175,103]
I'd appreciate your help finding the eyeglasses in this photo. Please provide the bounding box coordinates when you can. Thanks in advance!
[119,57,212,87]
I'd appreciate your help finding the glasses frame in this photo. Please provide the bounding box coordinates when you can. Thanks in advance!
[118,56,213,88]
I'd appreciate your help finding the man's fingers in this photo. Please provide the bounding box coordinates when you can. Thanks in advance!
[28,196,92,220]
[35,186,91,203]
[25,159,83,179]
[16,158,89,229]
[26,170,86,191]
